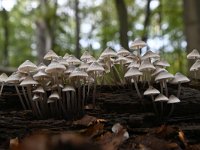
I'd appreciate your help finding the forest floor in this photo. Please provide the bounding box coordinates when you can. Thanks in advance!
[1,83,200,150]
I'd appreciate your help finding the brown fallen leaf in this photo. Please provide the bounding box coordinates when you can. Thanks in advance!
[73,115,98,126]
[82,123,104,138]
[10,137,19,150]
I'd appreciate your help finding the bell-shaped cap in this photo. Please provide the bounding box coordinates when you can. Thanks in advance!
[69,68,88,78]
[48,91,60,101]
[20,76,38,86]
[33,70,49,80]
[80,51,93,61]
[18,60,37,73]
[0,73,8,83]
[66,55,81,65]
[168,95,180,104]
[100,47,117,58]
[87,62,105,73]
[79,62,90,70]
[62,85,75,92]
[170,72,190,84]
[154,60,170,68]
[57,57,69,66]
[141,50,160,60]
[6,72,21,84]
[65,65,76,74]
[114,55,127,64]
[130,38,147,50]
[37,63,47,71]
[32,94,40,101]
[33,86,45,93]
[87,56,96,64]
[155,71,174,82]
[127,60,140,69]
[139,60,155,72]
[63,53,70,59]
[155,94,169,102]
[124,67,143,78]
[151,67,167,77]
[45,60,66,74]
[190,59,200,71]
[187,49,200,59]
[117,47,130,56]
[144,86,160,95]
[44,50,59,60]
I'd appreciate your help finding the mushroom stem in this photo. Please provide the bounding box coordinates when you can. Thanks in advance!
[66,91,71,112]
[133,78,142,99]
[0,82,4,96]
[82,84,86,107]
[14,85,26,110]
[151,95,158,115]
[22,86,31,109]
[167,104,175,118]
[160,82,163,94]
[160,101,164,119]
[177,83,181,98]
[92,72,97,108]
[164,81,169,97]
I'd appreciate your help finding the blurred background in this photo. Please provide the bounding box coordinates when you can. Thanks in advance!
[0,0,199,75]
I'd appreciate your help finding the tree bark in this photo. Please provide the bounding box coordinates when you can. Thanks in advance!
[2,8,9,66]
[75,0,81,58]
[183,0,200,76]
[114,0,129,50]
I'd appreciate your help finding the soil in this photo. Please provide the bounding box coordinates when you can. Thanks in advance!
[1,82,200,150]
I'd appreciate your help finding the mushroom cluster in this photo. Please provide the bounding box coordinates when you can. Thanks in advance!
[0,38,192,120]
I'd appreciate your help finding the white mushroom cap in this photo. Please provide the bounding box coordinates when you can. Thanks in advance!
[57,57,69,66]
[33,86,45,93]
[87,62,105,73]
[100,47,117,58]
[64,65,76,75]
[6,73,21,84]
[114,55,127,64]
[151,67,167,77]
[170,72,190,84]
[62,85,75,92]
[63,53,70,59]
[168,95,180,103]
[190,59,200,71]
[33,70,49,80]
[87,56,96,64]
[139,60,156,72]
[154,60,170,68]
[79,62,90,70]
[130,38,147,50]
[44,50,59,60]
[66,55,81,65]
[32,94,40,101]
[187,49,200,59]
[154,94,169,102]
[45,60,66,74]
[69,68,88,78]
[48,91,60,101]
[126,53,139,60]
[117,47,130,56]
[20,76,38,86]
[18,60,37,73]
[127,60,140,69]
[155,71,174,82]
[0,73,8,83]
[124,67,143,78]
[37,63,47,71]
[141,50,160,60]
[80,51,93,61]
[144,86,160,95]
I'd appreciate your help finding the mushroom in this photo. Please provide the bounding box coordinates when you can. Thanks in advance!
[155,93,169,118]
[124,67,143,99]
[189,59,200,81]
[187,49,200,60]
[155,71,174,97]
[144,86,160,114]
[170,72,190,98]
[6,72,27,110]
[80,51,93,63]
[48,90,60,117]
[117,47,130,56]
[87,61,105,107]
[129,38,147,56]
[0,73,8,96]
[43,50,59,61]
[167,95,180,118]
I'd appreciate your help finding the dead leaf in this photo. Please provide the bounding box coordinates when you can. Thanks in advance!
[73,115,97,126]
[82,123,104,138]
[10,137,19,150]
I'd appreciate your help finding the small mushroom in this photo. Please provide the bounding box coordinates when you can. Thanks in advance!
[129,38,147,56]
[170,72,190,98]
[155,94,169,118]
[167,95,180,118]
[80,51,93,63]
[187,49,200,60]
[124,67,143,99]
[43,50,59,61]
[117,47,130,56]
[0,73,8,96]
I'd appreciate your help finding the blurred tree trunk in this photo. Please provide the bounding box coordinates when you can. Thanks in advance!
[36,0,58,63]
[2,8,9,66]
[142,0,151,42]
[75,0,81,58]
[114,0,129,50]
[183,0,200,72]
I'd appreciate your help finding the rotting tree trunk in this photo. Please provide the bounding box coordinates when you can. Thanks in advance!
[2,8,9,67]
[183,0,200,77]
[75,0,81,58]
[114,0,129,50]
